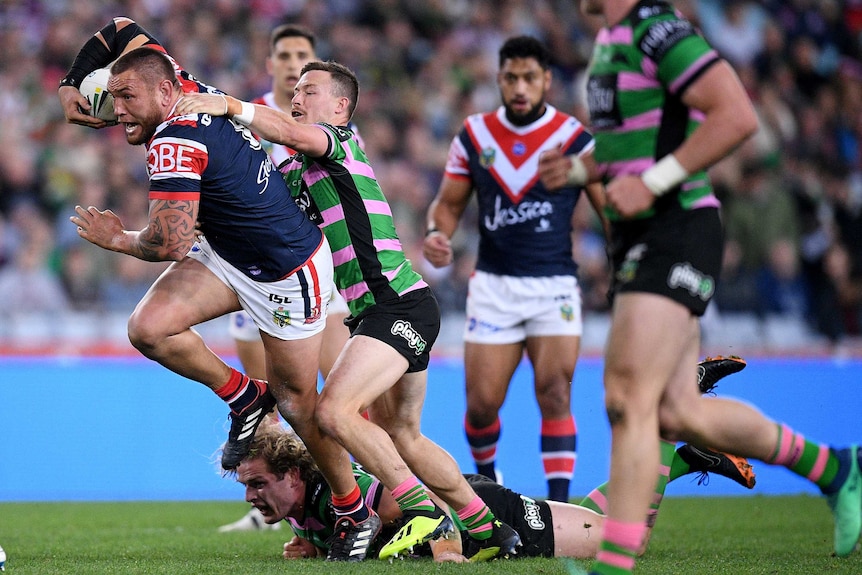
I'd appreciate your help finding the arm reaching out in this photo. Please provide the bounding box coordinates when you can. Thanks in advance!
[176,93,330,157]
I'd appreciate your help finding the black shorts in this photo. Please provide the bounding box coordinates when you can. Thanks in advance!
[608,207,723,316]
[461,474,555,559]
[344,287,440,373]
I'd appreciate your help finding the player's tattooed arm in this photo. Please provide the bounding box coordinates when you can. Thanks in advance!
[135,199,199,261]
[70,199,198,262]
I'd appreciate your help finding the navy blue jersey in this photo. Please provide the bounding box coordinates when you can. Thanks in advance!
[145,48,322,282]
[444,105,594,278]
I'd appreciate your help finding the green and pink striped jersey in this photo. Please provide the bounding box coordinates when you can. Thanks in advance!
[586,0,722,220]
[280,122,427,317]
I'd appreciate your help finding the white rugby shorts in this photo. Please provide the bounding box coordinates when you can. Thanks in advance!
[188,235,332,341]
[228,288,349,341]
[463,270,583,344]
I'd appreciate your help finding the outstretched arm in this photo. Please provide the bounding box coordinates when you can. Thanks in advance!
[175,94,331,158]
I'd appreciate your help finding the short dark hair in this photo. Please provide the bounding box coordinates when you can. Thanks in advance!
[112,46,180,88]
[270,23,316,52]
[301,60,359,119]
[498,36,551,70]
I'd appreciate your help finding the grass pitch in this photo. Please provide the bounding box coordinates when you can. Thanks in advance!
[1,496,860,574]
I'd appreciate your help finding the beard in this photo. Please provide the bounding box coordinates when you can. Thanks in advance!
[504,101,545,126]
[126,107,164,145]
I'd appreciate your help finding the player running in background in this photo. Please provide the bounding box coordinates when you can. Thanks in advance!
[540,1,862,570]
[59,18,378,561]
[424,35,602,503]
[177,61,523,561]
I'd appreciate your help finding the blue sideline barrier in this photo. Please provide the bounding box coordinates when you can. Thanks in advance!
[0,355,859,501]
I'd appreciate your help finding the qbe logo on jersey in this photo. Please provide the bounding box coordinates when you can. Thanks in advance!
[147,137,207,180]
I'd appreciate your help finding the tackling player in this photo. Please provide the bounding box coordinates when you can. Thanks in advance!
[58,17,377,561]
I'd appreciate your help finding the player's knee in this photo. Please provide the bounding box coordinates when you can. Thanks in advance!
[314,392,347,439]
[465,405,500,429]
[126,310,168,354]
[535,381,571,415]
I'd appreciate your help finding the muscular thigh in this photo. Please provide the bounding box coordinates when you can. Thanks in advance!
[134,257,240,331]
[367,370,427,436]
[464,341,522,409]
[604,293,694,409]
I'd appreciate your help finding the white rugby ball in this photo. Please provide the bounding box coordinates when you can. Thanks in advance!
[79,67,117,125]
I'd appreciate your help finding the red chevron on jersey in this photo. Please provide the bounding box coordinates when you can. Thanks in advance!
[463,106,589,204]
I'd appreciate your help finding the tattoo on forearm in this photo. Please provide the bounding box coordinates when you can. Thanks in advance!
[137,199,197,261]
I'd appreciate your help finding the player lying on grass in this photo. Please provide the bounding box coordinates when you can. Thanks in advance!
[230,405,754,562]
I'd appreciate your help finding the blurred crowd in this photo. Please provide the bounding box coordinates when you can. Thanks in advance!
[2,0,862,351]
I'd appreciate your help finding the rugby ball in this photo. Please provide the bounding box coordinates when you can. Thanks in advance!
[79,67,117,125]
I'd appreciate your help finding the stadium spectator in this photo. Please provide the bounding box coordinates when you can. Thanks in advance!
[0,0,858,352]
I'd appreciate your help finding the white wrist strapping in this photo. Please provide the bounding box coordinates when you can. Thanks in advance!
[565,155,589,186]
[641,154,689,196]
[233,101,255,126]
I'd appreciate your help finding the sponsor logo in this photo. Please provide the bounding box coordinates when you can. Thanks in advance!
[639,19,695,61]
[512,141,526,156]
[484,195,554,232]
[467,317,504,334]
[534,218,552,233]
[256,156,273,194]
[638,5,662,20]
[520,496,545,530]
[272,307,291,328]
[586,74,622,130]
[560,303,574,321]
[268,294,292,305]
[667,262,714,301]
[147,138,206,177]
[293,187,323,224]
[391,320,426,355]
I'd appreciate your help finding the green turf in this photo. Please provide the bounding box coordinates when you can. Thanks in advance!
[0,496,860,574]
